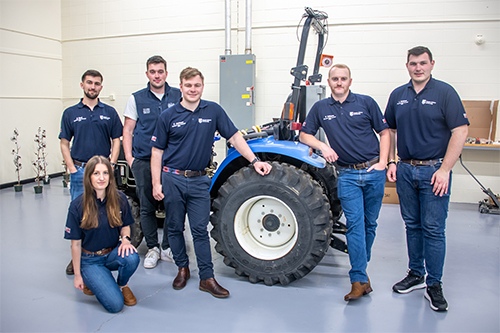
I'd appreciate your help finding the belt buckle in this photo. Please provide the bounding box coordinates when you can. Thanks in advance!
[184,170,191,177]
[96,249,103,255]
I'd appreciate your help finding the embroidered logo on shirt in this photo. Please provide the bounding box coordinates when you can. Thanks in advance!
[172,121,186,128]
[323,115,337,121]
[397,100,408,106]
[100,115,110,120]
[463,113,468,118]
[151,136,157,142]
[198,118,212,124]
[168,103,175,108]
[73,116,86,122]
[422,99,437,105]
[349,111,363,116]
[143,108,151,114]
[65,227,71,233]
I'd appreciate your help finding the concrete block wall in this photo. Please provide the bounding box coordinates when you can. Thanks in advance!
[1,0,499,203]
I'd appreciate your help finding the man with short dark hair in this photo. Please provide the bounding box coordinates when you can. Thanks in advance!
[151,67,272,298]
[123,55,181,269]
[60,69,123,274]
[386,46,469,311]
[300,64,389,302]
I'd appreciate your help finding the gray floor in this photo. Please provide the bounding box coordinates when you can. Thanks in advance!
[0,177,499,333]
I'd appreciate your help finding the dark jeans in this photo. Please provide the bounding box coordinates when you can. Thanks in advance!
[337,168,386,283]
[81,245,140,313]
[69,166,84,201]
[161,171,214,280]
[396,162,450,285]
[131,158,169,250]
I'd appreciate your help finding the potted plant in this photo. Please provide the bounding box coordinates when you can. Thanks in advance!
[39,128,50,184]
[11,128,23,192]
[62,160,70,187]
[32,127,46,193]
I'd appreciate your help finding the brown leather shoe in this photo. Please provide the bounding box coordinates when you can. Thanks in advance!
[66,260,74,275]
[173,267,190,290]
[121,286,137,306]
[344,281,373,301]
[83,283,94,296]
[199,278,230,298]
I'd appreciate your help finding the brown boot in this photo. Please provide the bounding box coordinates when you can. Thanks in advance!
[83,283,94,296]
[121,286,137,306]
[199,278,230,298]
[173,267,190,290]
[344,281,373,301]
[66,260,74,275]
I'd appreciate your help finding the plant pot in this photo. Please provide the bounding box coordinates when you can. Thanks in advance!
[14,184,23,192]
[43,177,50,185]
[34,185,43,194]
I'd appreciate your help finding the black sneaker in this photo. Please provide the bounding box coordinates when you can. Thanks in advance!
[425,283,448,311]
[392,270,426,294]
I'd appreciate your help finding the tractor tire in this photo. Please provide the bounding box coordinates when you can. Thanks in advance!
[127,196,144,248]
[210,162,333,286]
[307,162,343,222]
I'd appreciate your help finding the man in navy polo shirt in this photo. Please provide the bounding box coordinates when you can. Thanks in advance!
[151,67,272,298]
[386,46,469,312]
[59,69,123,274]
[123,55,181,269]
[300,64,389,302]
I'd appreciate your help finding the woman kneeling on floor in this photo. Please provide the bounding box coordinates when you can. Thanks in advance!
[64,155,140,313]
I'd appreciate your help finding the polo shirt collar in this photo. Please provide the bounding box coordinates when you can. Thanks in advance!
[175,99,208,113]
[407,75,435,94]
[77,98,104,110]
[329,90,354,105]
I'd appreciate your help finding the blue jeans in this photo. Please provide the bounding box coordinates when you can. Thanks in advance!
[396,162,450,286]
[80,245,140,313]
[70,166,85,201]
[131,159,169,250]
[337,168,386,283]
[162,171,214,280]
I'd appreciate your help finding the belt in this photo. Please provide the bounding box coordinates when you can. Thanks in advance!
[401,158,443,166]
[73,160,87,167]
[162,166,207,177]
[338,157,380,170]
[81,247,113,256]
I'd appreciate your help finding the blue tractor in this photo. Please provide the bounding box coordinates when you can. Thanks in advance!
[208,7,346,286]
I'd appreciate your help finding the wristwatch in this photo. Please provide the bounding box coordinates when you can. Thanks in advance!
[251,156,261,166]
[121,235,132,242]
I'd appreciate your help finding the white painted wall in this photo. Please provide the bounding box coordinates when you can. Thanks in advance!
[1,0,62,185]
[1,0,499,203]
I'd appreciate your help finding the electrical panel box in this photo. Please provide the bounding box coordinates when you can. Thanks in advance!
[219,54,256,130]
[301,84,327,142]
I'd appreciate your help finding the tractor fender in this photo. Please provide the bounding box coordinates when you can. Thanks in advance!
[210,136,325,190]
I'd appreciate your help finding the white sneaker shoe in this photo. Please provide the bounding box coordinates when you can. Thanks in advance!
[144,247,160,269]
[161,247,174,263]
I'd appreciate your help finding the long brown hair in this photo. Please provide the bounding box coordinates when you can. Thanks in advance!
[81,156,123,229]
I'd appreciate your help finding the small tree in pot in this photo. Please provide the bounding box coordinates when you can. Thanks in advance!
[32,127,47,193]
[11,128,23,192]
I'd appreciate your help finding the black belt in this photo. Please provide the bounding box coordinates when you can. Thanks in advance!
[338,158,380,170]
[82,247,113,256]
[73,160,87,167]
[163,166,207,177]
[401,159,443,166]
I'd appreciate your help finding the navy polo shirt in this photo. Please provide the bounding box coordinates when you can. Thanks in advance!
[151,99,238,171]
[59,99,123,162]
[385,77,469,160]
[301,91,388,165]
[131,83,181,159]
[64,191,134,252]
